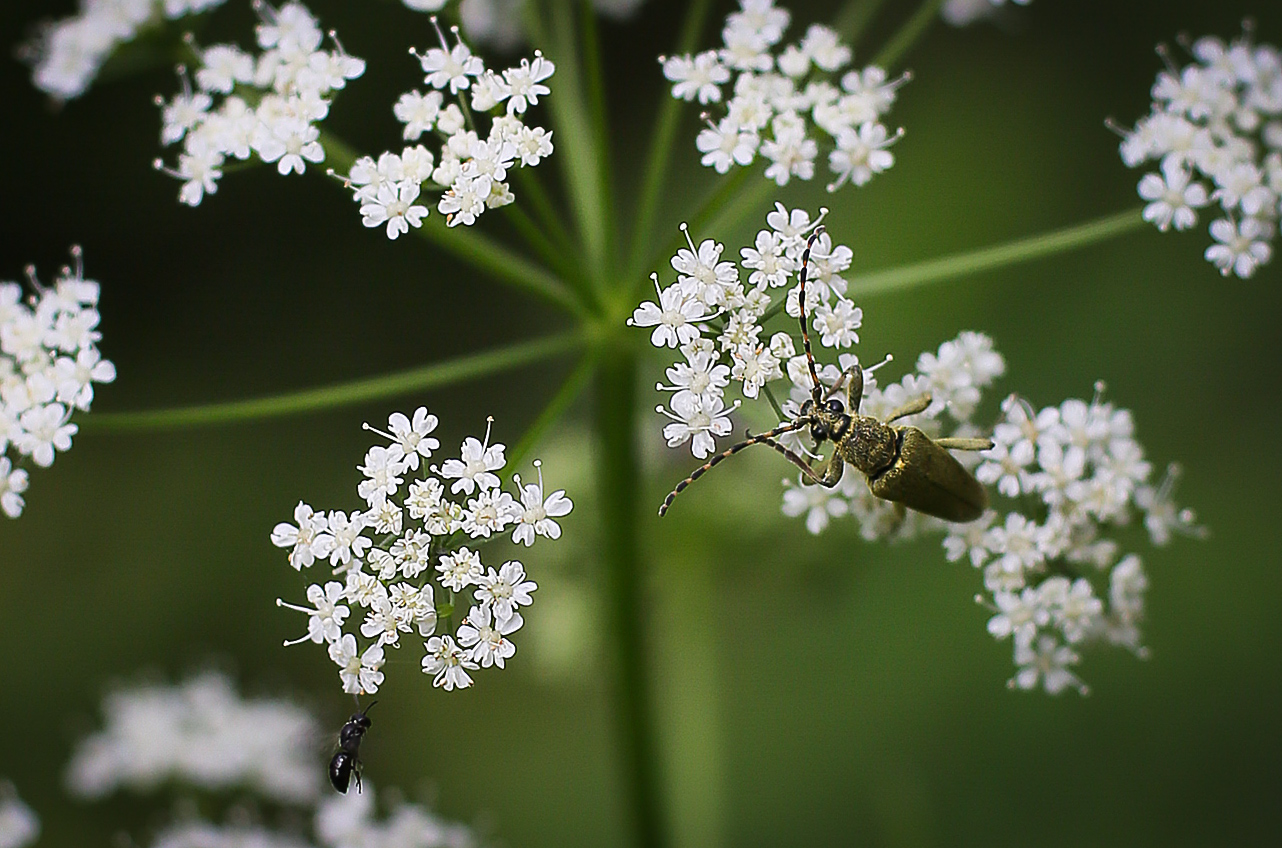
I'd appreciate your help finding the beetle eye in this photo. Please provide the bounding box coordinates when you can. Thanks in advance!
[810,423,827,442]
[826,399,844,414]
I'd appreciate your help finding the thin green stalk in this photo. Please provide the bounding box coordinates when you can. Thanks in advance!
[627,0,715,276]
[594,338,668,848]
[527,1,609,287]
[86,332,584,432]
[872,0,946,70]
[511,165,578,257]
[631,165,753,301]
[848,208,1146,297]
[579,0,617,268]
[504,351,599,478]
[502,201,584,284]
[833,0,892,44]
[320,131,588,318]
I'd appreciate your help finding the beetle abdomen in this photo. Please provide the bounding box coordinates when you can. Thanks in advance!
[867,427,987,522]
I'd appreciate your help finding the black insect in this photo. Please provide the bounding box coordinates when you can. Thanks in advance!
[329,700,375,793]
[658,226,993,522]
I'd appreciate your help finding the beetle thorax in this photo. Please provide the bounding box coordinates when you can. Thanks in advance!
[835,414,898,476]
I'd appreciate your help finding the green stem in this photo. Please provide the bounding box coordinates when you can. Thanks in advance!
[512,165,578,258]
[528,2,609,288]
[833,0,892,44]
[320,131,588,319]
[872,0,946,70]
[579,0,617,269]
[627,0,715,278]
[595,339,668,848]
[86,332,583,432]
[502,201,583,284]
[631,165,753,299]
[848,208,1146,297]
[504,351,599,478]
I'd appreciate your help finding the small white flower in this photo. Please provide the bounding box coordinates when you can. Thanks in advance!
[329,634,385,695]
[436,547,484,591]
[456,604,522,668]
[1011,634,1088,696]
[421,635,477,690]
[475,561,537,623]
[439,429,506,494]
[629,279,710,349]
[659,391,736,459]
[1205,216,1272,278]
[663,50,730,104]
[278,581,349,645]
[511,462,573,545]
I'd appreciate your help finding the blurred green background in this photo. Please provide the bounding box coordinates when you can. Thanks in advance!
[2,0,1280,846]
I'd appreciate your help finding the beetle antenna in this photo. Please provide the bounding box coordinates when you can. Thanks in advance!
[751,433,829,486]
[659,420,809,516]
[797,227,825,403]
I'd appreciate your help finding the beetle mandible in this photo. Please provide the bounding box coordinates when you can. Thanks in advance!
[658,226,993,522]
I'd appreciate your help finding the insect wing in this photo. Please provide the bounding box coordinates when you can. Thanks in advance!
[869,427,987,522]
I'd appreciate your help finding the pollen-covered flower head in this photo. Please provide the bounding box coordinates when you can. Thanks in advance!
[272,408,571,693]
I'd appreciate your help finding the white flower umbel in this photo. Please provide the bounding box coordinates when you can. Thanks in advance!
[63,670,478,848]
[272,409,572,693]
[23,0,230,101]
[632,205,865,462]
[400,0,645,51]
[334,18,556,236]
[661,0,907,191]
[1,247,116,518]
[940,0,1032,28]
[1111,27,1282,278]
[0,783,39,848]
[153,3,365,207]
[64,671,322,803]
[632,209,1204,694]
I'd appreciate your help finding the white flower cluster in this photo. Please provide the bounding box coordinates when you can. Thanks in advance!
[315,783,475,848]
[272,409,572,694]
[951,389,1204,694]
[401,0,646,52]
[66,670,476,848]
[630,205,866,458]
[150,785,475,848]
[25,0,227,101]
[661,0,907,190]
[65,671,322,803]
[1114,29,1282,278]
[342,21,556,237]
[1,248,116,519]
[778,331,1006,538]
[940,0,1031,28]
[153,2,367,207]
[0,783,39,848]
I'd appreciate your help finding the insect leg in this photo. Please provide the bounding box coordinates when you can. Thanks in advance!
[823,365,865,412]
[658,421,808,516]
[886,393,932,422]
[934,436,995,451]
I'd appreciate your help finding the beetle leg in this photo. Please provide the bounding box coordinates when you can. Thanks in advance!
[934,436,994,451]
[824,365,864,412]
[886,392,932,422]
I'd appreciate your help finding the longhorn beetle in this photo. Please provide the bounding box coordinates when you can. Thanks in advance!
[329,699,375,794]
[658,227,993,522]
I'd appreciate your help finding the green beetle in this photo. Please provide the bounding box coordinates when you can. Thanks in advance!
[659,228,992,522]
